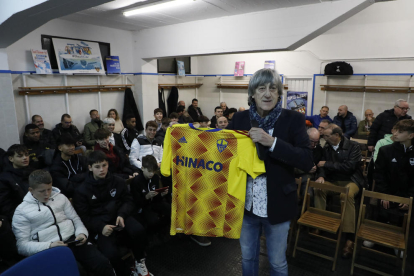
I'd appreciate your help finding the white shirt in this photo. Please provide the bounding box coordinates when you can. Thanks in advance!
[245,129,277,217]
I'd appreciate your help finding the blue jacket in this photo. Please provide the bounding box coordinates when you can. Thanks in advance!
[227,109,313,225]
[305,114,332,127]
[333,111,357,138]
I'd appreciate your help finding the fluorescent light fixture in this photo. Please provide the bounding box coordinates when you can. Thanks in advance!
[123,0,194,16]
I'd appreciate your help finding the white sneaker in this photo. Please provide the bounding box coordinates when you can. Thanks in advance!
[394,249,404,259]
[135,259,154,276]
[362,241,374,248]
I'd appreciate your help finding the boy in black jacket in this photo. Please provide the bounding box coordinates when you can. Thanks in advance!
[23,124,53,169]
[49,134,88,198]
[130,155,170,237]
[375,119,414,215]
[73,151,152,276]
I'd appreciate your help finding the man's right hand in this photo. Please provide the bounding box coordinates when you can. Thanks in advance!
[315,177,325,183]
[145,191,158,199]
[309,166,317,174]
[368,146,374,152]
[50,241,67,248]
[381,200,390,209]
[102,225,116,236]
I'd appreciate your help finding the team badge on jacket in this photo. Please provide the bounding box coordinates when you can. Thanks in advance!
[410,158,414,166]
[216,139,228,153]
[110,189,117,197]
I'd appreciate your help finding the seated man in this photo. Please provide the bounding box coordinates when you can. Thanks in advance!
[220,102,229,117]
[318,119,331,147]
[52,114,85,152]
[12,170,115,276]
[333,105,357,138]
[306,106,332,128]
[153,108,163,131]
[23,124,52,168]
[176,106,186,123]
[84,109,103,149]
[187,98,203,122]
[74,151,152,276]
[210,106,223,128]
[49,134,88,198]
[155,118,170,146]
[227,108,238,123]
[120,114,140,154]
[198,116,210,128]
[357,109,375,138]
[314,124,365,258]
[23,115,56,148]
[216,116,228,129]
[129,121,163,169]
[94,129,140,179]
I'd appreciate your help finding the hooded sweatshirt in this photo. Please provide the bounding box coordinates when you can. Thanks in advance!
[12,187,88,256]
[373,134,394,162]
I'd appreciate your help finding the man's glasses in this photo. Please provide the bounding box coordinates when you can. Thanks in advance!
[63,121,73,124]
[396,106,410,111]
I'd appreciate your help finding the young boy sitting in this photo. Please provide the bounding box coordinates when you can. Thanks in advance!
[153,108,164,131]
[74,151,152,276]
[12,170,115,275]
[130,155,170,238]
[198,116,210,128]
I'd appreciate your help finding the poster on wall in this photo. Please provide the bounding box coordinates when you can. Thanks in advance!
[177,60,185,76]
[234,61,245,76]
[52,38,105,74]
[286,91,308,115]
[31,49,52,74]
[106,56,121,74]
[264,60,275,70]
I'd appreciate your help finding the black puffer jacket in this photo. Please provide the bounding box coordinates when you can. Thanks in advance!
[318,136,366,190]
[368,109,412,146]
[23,128,56,149]
[73,172,135,237]
[52,123,83,142]
[130,173,162,210]
[374,142,414,197]
[0,167,34,221]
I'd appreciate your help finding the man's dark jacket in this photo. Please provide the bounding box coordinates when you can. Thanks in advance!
[23,128,56,149]
[318,136,365,190]
[123,88,144,131]
[48,153,88,198]
[73,172,135,237]
[227,109,313,225]
[52,123,83,142]
[155,128,166,146]
[374,142,414,198]
[0,167,33,221]
[368,109,412,146]
[24,140,53,169]
[188,105,203,122]
[130,173,163,210]
[333,111,357,138]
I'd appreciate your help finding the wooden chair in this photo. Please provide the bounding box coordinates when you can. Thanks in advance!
[350,189,413,276]
[293,179,349,271]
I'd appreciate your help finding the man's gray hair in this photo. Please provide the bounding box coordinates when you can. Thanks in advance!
[102,117,115,125]
[395,99,408,107]
[307,127,319,136]
[248,68,283,106]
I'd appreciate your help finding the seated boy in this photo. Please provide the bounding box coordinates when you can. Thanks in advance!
[130,155,170,238]
[49,134,88,198]
[12,170,115,276]
[198,116,209,128]
[74,151,152,276]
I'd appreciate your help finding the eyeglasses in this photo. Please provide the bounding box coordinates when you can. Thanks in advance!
[63,121,73,124]
[396,106,410,111]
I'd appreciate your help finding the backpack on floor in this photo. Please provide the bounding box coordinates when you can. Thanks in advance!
[324,61,353,75]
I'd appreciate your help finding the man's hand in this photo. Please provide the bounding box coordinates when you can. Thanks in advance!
[249,127,275,147]
[309,166,317,173]
[315,177,325,183]
[317,161,326,168]
[50,241,67,248]
[381,200,390,209]
[102,225,116,236]
[76,141,83,146]
[146,191,158,199]
[399,203,409,211]
[161,189,169,197]
[368,146,374,152]
[116,216,125,228]
[75,234,87,246]
[133,172,139,177]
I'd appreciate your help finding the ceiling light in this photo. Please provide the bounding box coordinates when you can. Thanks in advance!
[123,0,194,16]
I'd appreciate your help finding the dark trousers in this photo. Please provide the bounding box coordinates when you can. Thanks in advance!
[97,216,146,276]
[0,216,19,265]
[67,237,115,276]
[143,201,171,232]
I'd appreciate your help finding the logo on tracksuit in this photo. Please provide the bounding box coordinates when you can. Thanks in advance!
[110,189,117,197]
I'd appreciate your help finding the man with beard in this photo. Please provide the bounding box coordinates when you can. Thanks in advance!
[23,115,56,148]
[84,109,103,148]
[333,105,357,138]
[23,124,52,169]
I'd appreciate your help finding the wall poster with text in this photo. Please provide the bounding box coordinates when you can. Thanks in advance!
[31,49,52,74]
[52,38,105,74]
[286,91,308,115]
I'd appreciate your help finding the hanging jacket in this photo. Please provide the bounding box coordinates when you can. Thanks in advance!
[122,88,144,131]
[333,111,357,138]
[158,88,167,117]
[12,187,88,257]
[167,86,179,116]
[0,166,34,221]
[73,172,135,237]
[129,135,163,169]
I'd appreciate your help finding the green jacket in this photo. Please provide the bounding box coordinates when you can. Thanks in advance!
[373,134,393,162]
[84,121,102,147]
[357,117,376,137]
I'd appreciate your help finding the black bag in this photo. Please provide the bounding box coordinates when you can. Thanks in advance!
[324,62,353,75]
